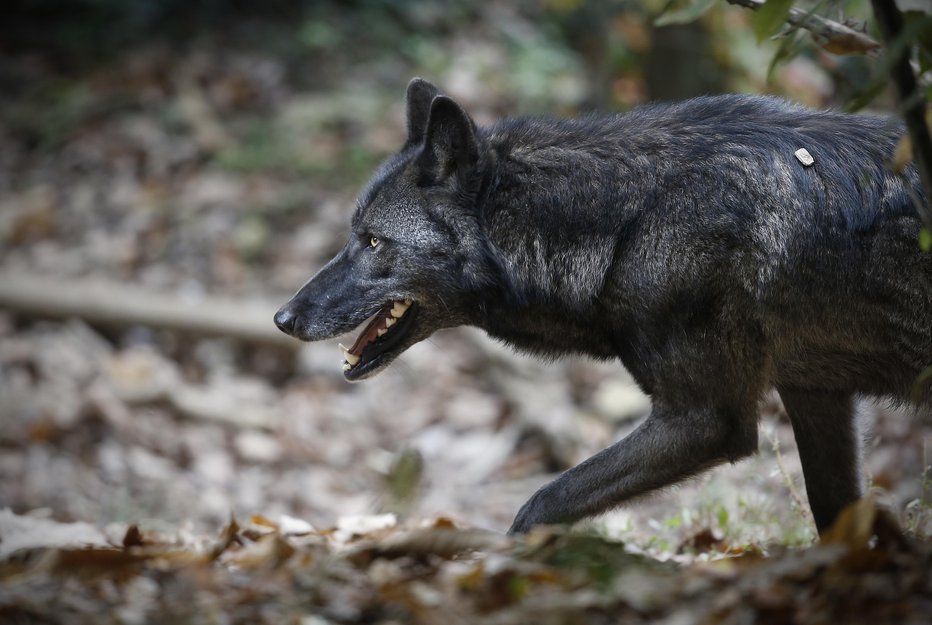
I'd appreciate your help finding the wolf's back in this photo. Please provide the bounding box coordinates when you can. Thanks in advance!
[483,94,931,401]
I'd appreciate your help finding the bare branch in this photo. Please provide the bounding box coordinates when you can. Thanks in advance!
[725,0,882,56]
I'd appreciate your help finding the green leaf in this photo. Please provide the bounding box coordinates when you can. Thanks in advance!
[654,0,717,27]
[767,30,803,83]
[752,0,795,42]
[716,506,730,530]
[920,227,932,252]
[901,13,932,56]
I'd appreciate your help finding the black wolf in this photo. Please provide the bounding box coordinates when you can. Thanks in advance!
[275,78,932,535]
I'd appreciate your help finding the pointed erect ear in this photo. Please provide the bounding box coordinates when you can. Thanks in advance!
[405,77,440,147]
[418,95,479,182]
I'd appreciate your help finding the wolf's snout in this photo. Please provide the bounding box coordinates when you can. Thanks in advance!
[273,307,298,335]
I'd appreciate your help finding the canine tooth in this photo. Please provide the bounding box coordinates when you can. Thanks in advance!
[344,352,360,365]
[385,317,396,328]
[391,301,409,317]
[339,343,350,354]
[377,328,387,337]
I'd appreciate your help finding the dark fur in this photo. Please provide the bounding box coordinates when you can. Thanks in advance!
[276,79,932,534]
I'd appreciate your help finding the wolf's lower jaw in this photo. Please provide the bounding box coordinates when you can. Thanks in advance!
[340,298,416,376]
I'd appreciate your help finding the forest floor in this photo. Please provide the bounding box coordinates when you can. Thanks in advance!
[1,8,931,624]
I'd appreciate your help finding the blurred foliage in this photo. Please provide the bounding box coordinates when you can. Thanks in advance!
[0,0,887,101]
[3,0,929,201]
[2,0,312,62]
[654,0,930,110]
[381,447,425,515]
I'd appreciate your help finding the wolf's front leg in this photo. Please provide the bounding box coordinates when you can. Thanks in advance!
[508,402,759,534]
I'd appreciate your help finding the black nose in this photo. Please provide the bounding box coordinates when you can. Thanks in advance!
[274,308,297,335]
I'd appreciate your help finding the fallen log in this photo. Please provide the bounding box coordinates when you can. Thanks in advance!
[0,271,297,348]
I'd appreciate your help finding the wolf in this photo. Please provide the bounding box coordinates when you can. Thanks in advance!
[275,78,932,535]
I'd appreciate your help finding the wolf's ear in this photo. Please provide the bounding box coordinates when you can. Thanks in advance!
[417,95,479,182]
[405,78,440,147]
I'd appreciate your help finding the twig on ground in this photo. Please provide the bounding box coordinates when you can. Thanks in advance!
[770,428,814,527]
[0,271,296,348]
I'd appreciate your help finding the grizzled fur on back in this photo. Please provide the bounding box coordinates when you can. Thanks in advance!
[276,79,931,535]
[481,97,924,362]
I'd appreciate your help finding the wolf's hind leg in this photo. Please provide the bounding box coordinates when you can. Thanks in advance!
[777,388,861,534]
[508,400,759,534]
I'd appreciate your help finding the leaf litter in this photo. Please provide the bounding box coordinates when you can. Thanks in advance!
[1,500,930,624]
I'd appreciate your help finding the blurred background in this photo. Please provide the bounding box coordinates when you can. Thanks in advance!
[0,0,928,550]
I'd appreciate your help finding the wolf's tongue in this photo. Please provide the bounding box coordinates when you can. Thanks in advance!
[348,302,397,356]
[349,314,386,355]
[341,299,412,367]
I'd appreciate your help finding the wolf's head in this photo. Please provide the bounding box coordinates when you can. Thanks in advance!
[274,79,500,381]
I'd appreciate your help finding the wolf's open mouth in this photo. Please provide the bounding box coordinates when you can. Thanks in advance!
[340,299,417,375]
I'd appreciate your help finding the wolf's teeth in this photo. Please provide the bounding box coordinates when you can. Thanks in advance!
[339,345,359,365]
[385,317,396,328]
[342,362,352,371]
[391,301,409,318]
[404,298,412,305]
[377,328,387,337]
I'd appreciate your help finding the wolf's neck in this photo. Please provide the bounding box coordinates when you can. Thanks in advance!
[480,136,631,314]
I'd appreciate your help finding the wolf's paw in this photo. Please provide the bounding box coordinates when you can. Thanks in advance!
[507,505,534,535]
[508,483,565,534]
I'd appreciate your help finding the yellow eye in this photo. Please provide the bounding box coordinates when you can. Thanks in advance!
[370,236,380,248]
